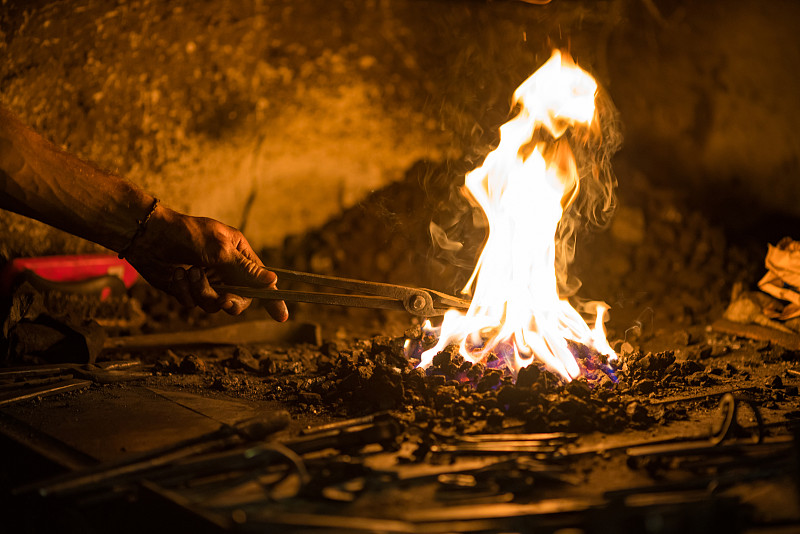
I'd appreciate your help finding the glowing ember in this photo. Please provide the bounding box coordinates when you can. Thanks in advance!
[418,50,616,381]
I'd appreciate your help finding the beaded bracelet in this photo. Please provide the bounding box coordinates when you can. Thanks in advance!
[118,198,159,259]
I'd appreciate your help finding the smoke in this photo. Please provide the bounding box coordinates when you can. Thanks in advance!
[555,86,623,297]
[423,163,488,287]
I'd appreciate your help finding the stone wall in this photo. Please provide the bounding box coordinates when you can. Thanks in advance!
[1,0,798,257]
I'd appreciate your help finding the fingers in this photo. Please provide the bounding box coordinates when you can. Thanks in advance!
[171,268,195,308]
[260,271,289,322]
[225,246,275,286]
[216,293,252,316]
[171,266,252,315]
[250,265,289,322]
[187,266,224,314]
[221,262,287,320]
[165,224,289,320]
[227,249,288,322]
[262,298,289,322]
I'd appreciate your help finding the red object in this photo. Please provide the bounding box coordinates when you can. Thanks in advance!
[0,254,140,297]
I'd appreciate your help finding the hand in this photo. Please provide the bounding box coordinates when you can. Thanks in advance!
[123,206,288,320]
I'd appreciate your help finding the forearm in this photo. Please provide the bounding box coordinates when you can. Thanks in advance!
[0,105,286,319]
[0,104,154,253]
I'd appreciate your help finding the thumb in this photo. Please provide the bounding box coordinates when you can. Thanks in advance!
[229,251,289,322]
[227,251,278,287]
[250,263,279,287]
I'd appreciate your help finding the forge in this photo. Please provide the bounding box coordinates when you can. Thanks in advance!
[2,1,800,533]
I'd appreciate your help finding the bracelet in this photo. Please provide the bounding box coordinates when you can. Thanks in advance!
[118,198,159,259]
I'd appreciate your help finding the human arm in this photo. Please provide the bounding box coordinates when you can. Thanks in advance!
[0,104,287,320]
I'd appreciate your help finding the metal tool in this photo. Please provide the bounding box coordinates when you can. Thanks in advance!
[561,394,769,460]
[299,411,391,435]
[0,362,144,407]
[285,419,401,455]
[28,411,291,497]
[103,320,321,351]
[458,432,578,443]
[213,267,471,317]
[0,360,146,390]
[0,378,91,407]
[431,443,559,454]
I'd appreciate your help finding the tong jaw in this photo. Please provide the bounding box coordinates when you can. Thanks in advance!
[272,268,444,316]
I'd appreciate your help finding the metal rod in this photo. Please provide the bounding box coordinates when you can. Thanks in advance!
[300,412,389,435]
[0,374,73,392]
[625,436,793,458]
[459,433,577,443]
[649,387,752,405]
[431,443,558,454]
[211,286,407,311]
[0,379,91,407]
[268,267,420,300]
[0,367,67,379]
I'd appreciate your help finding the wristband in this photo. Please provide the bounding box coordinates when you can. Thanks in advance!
[118,198,159,259]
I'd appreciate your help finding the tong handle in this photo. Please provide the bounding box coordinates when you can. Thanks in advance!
[268,268,415,299]
[266,268,436,314]
[214,268,471,316]
[211,286,434,315]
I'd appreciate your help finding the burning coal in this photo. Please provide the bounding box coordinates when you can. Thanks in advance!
[418,50,622,381]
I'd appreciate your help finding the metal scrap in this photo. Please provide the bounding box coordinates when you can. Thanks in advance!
[0,378,90,407]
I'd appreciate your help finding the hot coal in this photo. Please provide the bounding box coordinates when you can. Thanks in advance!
[257,334,643,434]
[126,315,800,451]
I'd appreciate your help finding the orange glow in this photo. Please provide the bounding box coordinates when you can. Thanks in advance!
[419,50,615,381]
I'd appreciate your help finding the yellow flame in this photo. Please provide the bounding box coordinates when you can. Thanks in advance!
[419,50,615,380]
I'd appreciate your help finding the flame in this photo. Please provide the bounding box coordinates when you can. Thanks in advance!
[419,50,615,381]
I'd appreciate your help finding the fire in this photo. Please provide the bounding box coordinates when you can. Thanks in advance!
[419,50,616,381]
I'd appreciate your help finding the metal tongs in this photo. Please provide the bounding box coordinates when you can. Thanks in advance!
[214,267,471,317]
